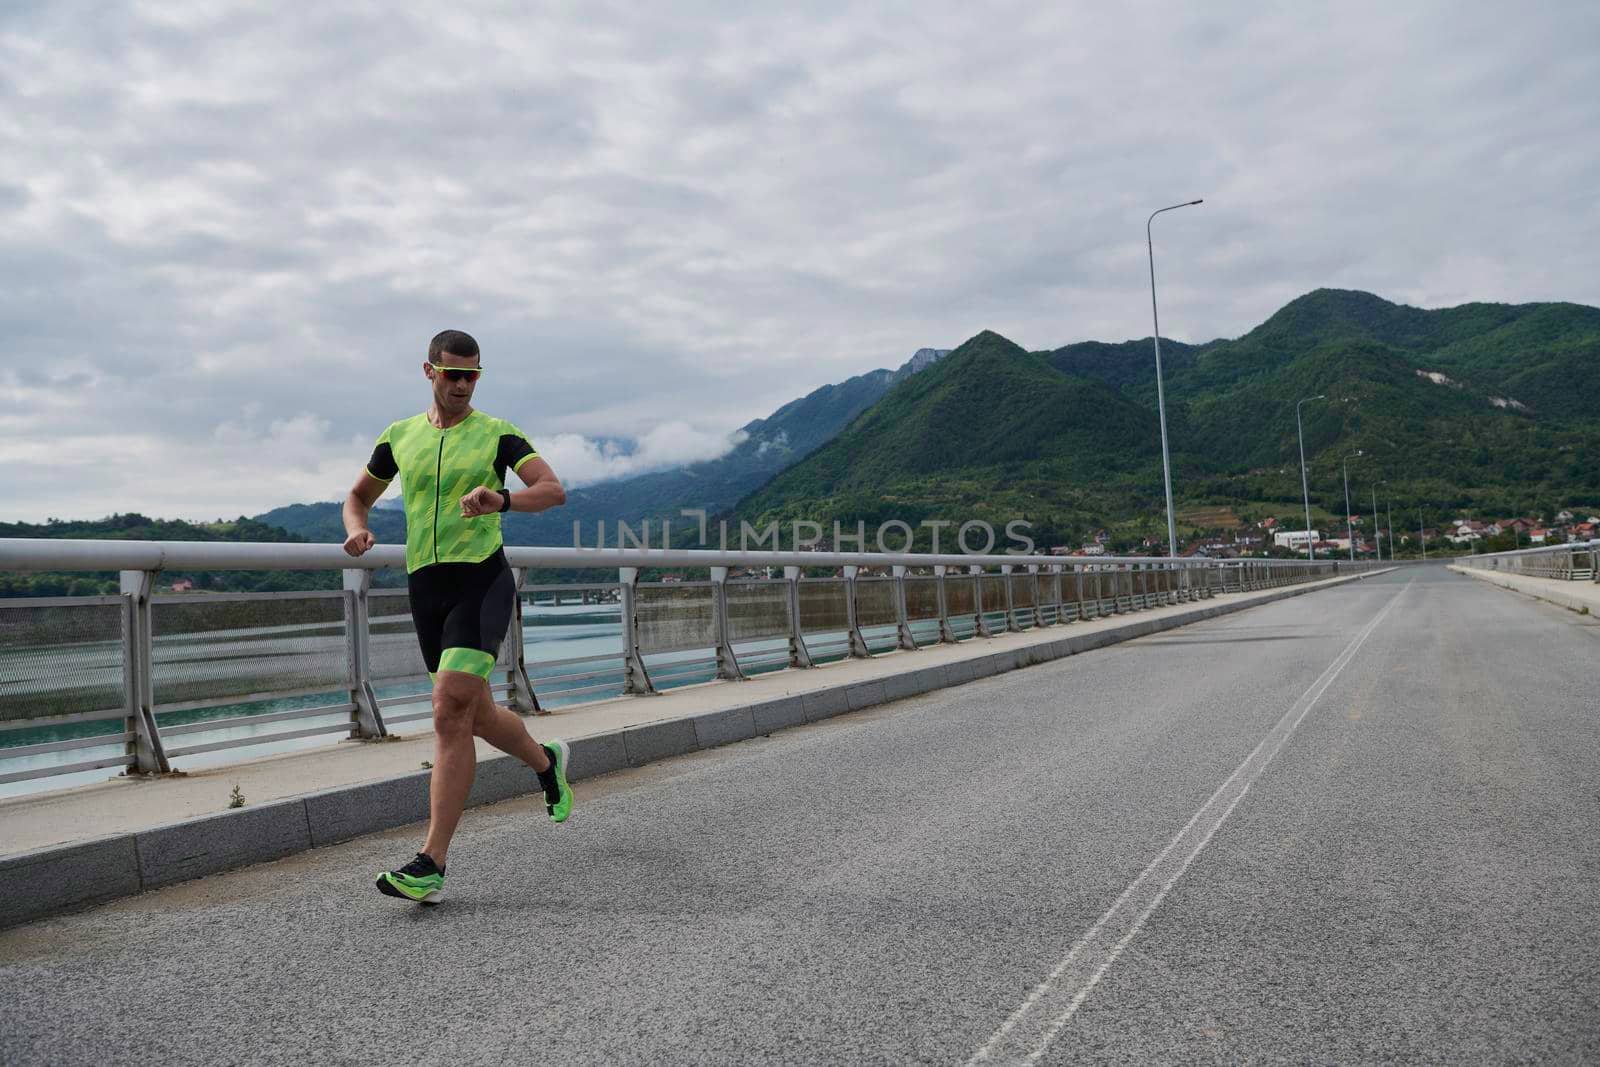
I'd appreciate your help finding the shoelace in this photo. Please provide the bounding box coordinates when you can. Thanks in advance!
[398,853,438,878]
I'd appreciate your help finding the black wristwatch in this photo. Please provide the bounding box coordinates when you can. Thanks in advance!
[497,489,512,513]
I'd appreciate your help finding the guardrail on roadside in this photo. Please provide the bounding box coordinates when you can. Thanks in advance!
[1454,539,1600,583]
[0,539,1382,788]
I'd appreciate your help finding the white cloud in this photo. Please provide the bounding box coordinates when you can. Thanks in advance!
[537,423,749,488]
[1,1,1598,522]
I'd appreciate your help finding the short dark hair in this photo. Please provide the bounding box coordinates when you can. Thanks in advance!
[428,330,480,363]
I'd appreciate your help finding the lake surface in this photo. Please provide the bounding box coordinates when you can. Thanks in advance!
[0,601,879,800]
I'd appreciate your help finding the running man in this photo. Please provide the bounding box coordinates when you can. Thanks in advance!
[342,329,572,904]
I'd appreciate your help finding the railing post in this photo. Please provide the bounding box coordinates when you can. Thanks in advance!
[784,566,814,667]
[1078,565,1093,619]
[843,565,872,657]
[970,565,994,637]
[710,566,745,680]
[499,568,541,714]
[933,565,959,643]
[1000,564,1021,632]
[119,569,170,775]
[892,565,918,650]
[1029,564,1047,627]
[618,567,656,694]
[341,568,389,738]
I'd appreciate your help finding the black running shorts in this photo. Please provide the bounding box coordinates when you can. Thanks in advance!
[406,549,516,680]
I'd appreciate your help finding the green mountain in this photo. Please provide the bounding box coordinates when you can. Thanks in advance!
[732,331,1164,550]
[1046,336,1216,393]
[722,290,1600,550]
[1163,291,1600,513]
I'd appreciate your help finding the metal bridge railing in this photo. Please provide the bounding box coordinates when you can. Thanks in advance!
[1455,539,1600,583]
[0,539,1380,788]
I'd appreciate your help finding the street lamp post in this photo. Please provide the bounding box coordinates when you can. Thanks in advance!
[1343,451,1364,562]
[1147,198,1204,560]
[1387,499,1394,561]
[1371,483,1383,562]
[1296,395,1325,561]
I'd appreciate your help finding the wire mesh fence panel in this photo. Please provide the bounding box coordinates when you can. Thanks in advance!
[0,597,126,723]
[519,589,623,679]
[945,574,977,621]
[904,577,941,622]
[150,593,348,708]
[365,592,431,682]
[1006,574,1034,628]
[855,578,898,629]
[798,580,850,634]
[978,575,1007,614]
[725,581,790,643]
[636,584,714,654]
[1038,572,1062,613]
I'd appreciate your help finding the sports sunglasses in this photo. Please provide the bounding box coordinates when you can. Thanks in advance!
[429,363,484,382]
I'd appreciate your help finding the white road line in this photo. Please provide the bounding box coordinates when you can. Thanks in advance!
[967,579,1410,1066]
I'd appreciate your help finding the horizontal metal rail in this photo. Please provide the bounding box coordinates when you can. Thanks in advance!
[163,719,357,759]
[1455,539,1600,582]
[0,753,135,786]
[0,707,126,734]
[158,702,356,738]
[2,731,135,759]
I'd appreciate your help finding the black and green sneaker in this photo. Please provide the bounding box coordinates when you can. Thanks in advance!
[376,852,445,904]
[538,740,573,823]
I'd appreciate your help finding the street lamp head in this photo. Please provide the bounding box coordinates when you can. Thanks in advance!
[1189,199,1204,205]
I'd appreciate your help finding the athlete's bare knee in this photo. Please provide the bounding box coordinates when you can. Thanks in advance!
[432,676,481,738]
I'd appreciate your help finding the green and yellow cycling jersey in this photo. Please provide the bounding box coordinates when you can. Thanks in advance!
[365,411,539,573]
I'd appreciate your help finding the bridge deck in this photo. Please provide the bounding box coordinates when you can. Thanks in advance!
[3,567,1597,1064]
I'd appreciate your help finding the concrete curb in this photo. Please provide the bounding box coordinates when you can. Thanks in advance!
[1448,565,1599,615]
[0,570,1388,929]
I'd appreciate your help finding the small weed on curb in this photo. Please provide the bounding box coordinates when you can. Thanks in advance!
[228,784,246,809]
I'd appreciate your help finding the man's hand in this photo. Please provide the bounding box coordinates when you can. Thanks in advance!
[460,486,504,518]
[343,529,375,557]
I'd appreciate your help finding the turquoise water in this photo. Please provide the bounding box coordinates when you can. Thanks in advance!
[0,602,861,799]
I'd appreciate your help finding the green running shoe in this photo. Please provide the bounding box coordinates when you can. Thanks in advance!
[541,740,573,823]
[376,852,444,904]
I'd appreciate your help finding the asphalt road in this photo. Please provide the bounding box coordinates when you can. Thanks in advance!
[2,566,1596,1065]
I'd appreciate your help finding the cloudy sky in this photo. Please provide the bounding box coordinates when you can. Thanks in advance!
[2,1,1597,522]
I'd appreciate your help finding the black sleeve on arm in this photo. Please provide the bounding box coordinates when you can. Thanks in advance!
[366,442,398,482]
[495,434,537,484]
